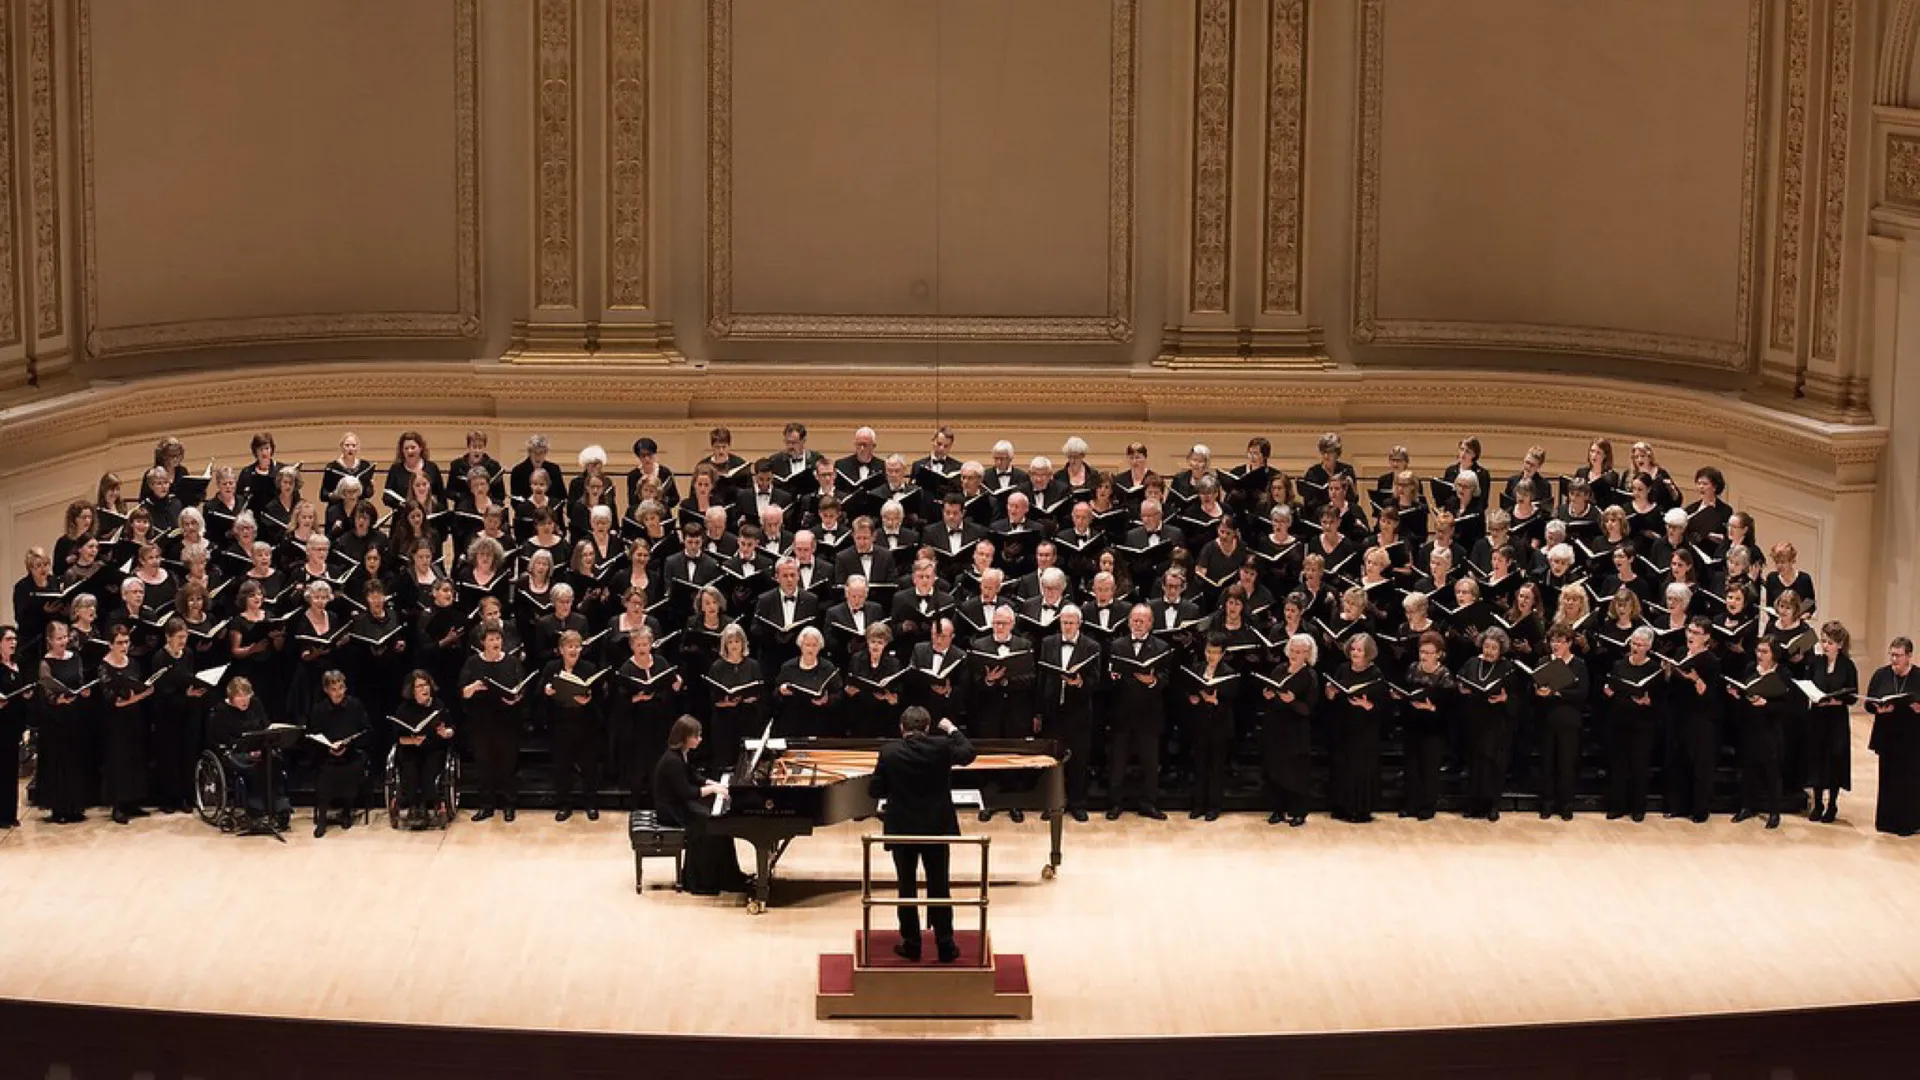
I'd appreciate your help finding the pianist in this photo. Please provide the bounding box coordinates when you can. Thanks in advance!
[868,705,977,963]
[653,715,751,896]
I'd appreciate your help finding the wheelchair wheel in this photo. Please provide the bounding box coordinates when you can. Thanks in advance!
[193,751,229,829]
[437,753,461,826]
[384,745,402,829]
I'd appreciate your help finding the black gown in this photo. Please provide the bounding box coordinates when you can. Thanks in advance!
[1805,654,1857,792]
[148,647,204,812]
[1258,664,1318,819]
[99,657,151,810]
[701,657,762,774]
[1456,656,1516,817]
[613,656,680,803]
[652,749,749,895]
[1398,662,1453,819]
[37,653,95,818]
[1326,664,1389,821]
[0,662,33,825]
[1867,666,1920,835]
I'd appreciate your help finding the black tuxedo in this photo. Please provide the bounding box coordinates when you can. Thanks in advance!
[1039,633,1102,809]
[907,641,969,725]
[833,544,897,587]
[889,588,954,652]
[1108,633,1173,808]
[731,484,794,531]
[989,516,1054,578]
[751,587,821,673]
[822,600,886,663]
[869,727,978,946]
[661,551,722,620]
[968,632,1037,740]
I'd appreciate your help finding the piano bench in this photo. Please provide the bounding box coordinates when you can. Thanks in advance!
[628,810,687,895]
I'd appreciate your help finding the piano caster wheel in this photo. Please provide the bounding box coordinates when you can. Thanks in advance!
[746,898,766,915]
[1041,864,1057,881]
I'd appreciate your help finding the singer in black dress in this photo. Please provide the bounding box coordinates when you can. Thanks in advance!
[1804,622,1858,823]
[1866,637,1920,836]
[1324,632,1389,823]
[0,626,34,827]
[306,670,370,836]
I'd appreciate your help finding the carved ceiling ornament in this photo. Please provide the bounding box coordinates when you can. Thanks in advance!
[1889,135,1920,208]
[26,0,57,342]
[535,0,578,311]
[706,0,1137,343]
[76,0,482,356]
[1771,0,1813,354]
[1260,0,1306,317]
[1352,0,1761,369]
[1812,0,1854,363]
[1187,0,1233,315]
[606,0,650,311]
[0,1,20,349]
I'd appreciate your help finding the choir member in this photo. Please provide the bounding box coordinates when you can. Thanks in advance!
[1324,631,1389,823]
[385,430,446,508]
[1601,626,1661,821]
[774,627,839,738]
[1529,624,1589,821]
[1397,630,1453,821]
[653,716,751,896]
[1036,605,1099,820]
[613,627,680,806]
[0,626,30,827]
[1866,637,1920,835]
[1258,633,1318,826]
[459,622,528,822]
[1456,628,1516,821]
[842,621,904,739]
[1804,621,1858,822]
[241,433,279,512]
[1106,604,1171,820]
[1664,618,1723,823]
[307,669,370,836]
[1763,542,1817,617]
[209,674,288,825]
[390,669,453,829]
[148,619,207,814]
[702,623,762,772]
[321,431,377,504]
[510,434,567,502]
[539,629,604,822]
[1183,633,1239,821]
[35,622,92,823]
[1730,638,1791,829]
[1627,441,1682,509]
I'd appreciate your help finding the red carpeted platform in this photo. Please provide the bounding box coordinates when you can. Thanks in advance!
[817,930,1031,1019]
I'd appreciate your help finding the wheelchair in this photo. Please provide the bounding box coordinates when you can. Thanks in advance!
[384,744,460,830]
[193,748,285,833]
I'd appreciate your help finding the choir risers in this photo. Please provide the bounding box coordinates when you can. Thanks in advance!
[816,931,1032,1021]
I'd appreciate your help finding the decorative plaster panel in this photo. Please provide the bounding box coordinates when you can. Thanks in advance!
[1260,0,1307,316]
[1187,0,1233,314]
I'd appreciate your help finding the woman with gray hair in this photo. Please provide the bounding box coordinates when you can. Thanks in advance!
[1260,632,1320,826]
[1456,626,1516,821]
[1323,631,1390,824]
[1601,625,1663,821]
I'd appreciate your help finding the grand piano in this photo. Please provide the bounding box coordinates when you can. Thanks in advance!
[700,736,1066,914]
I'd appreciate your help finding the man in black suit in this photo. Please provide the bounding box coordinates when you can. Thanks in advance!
[833,516,897,589]
[968,604,1036,821]
[751,558,821,675]
[1107,604,1172,820]
[868,705,977,963]
[1039,604,1101,821]
[662,522,721,626]
[732,458,794,531]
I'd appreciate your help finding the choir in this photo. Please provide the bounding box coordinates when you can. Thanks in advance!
[3,424,1917,839]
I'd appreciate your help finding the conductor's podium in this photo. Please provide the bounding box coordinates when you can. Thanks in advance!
[817,930,1032,1020]
[815,834,1033,1020]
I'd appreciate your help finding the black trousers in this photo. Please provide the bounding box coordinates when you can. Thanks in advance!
[551,713,602,810]
[1739,713,1782,814]
[313,752,365,815]
[1401,720,1447,817]
[1106,722,1161,807]
[1664,712,1718,818]
[890,842,955,943]
[1190,715,1232,814]
[1536,718,1581,814]
[1261,713,1311,816]
[149,703,198,811]
[472,718,521,810]
[1043,707,1093,810]
[1606,719,1656,817]
[395,744,446,811]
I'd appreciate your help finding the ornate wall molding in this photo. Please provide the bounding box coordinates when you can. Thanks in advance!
[1878,0,1920,106]
[1890,134,1920,207]
[76,0,482,357]
[605,0,649,311]
[1187,0,1233,315]
[1351,0,1762,369]
[1812,0,1855,362]
[0,2,20,351]
[534,0,578,311]
[706,0,1137,343]
[1771,0,1814,354]
[1260,0,1307,317]
[26,0,58,343]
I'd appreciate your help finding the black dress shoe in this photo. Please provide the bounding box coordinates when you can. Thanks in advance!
[556,809,573,822]
[1691,813,1710,824]
[1487,808,1500,822]
[112,809,128,825]
[1139,805,1166,820]
[1188,809,1205,820]
[1105,806,1123,821]
[587,808,600,822]
[1821,803,1838,823]
[274,813,291,830]
[1630,812,1644,823]
[1732,809,1754,823]
[1008,809,1025,823]
[313,822,326,838]
[340,815,353,831]
[503,808,516,823]
[1417,810,1435,821]
[1539,810,1552,820]
[1353,813,1374,824]
[1606,811,1625,820]
[1204,810,1220,822]
[472,807,494,823]
[936,941,961,964]
[127,807,151,818]
[1288,814,1307,827]
[1560,811,1573,822]
[1765,813,1781,829]
[1268,811,1285,825]
[978,809,994,822]
[1069,808,1089,823]
[893,940,922,962]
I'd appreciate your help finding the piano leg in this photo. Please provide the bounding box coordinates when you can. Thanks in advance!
[1045,809,1063,880]
[748,842,774,915]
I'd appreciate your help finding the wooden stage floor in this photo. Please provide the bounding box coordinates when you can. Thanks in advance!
[3,721,1919,1042]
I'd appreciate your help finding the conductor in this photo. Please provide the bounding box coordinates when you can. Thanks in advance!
[869,705,976,963]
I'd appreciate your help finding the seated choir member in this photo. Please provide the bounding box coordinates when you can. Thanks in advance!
[307,669,370,837]
[208,676,290,827]
[392,669,455,829]
[653,715,751,896]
